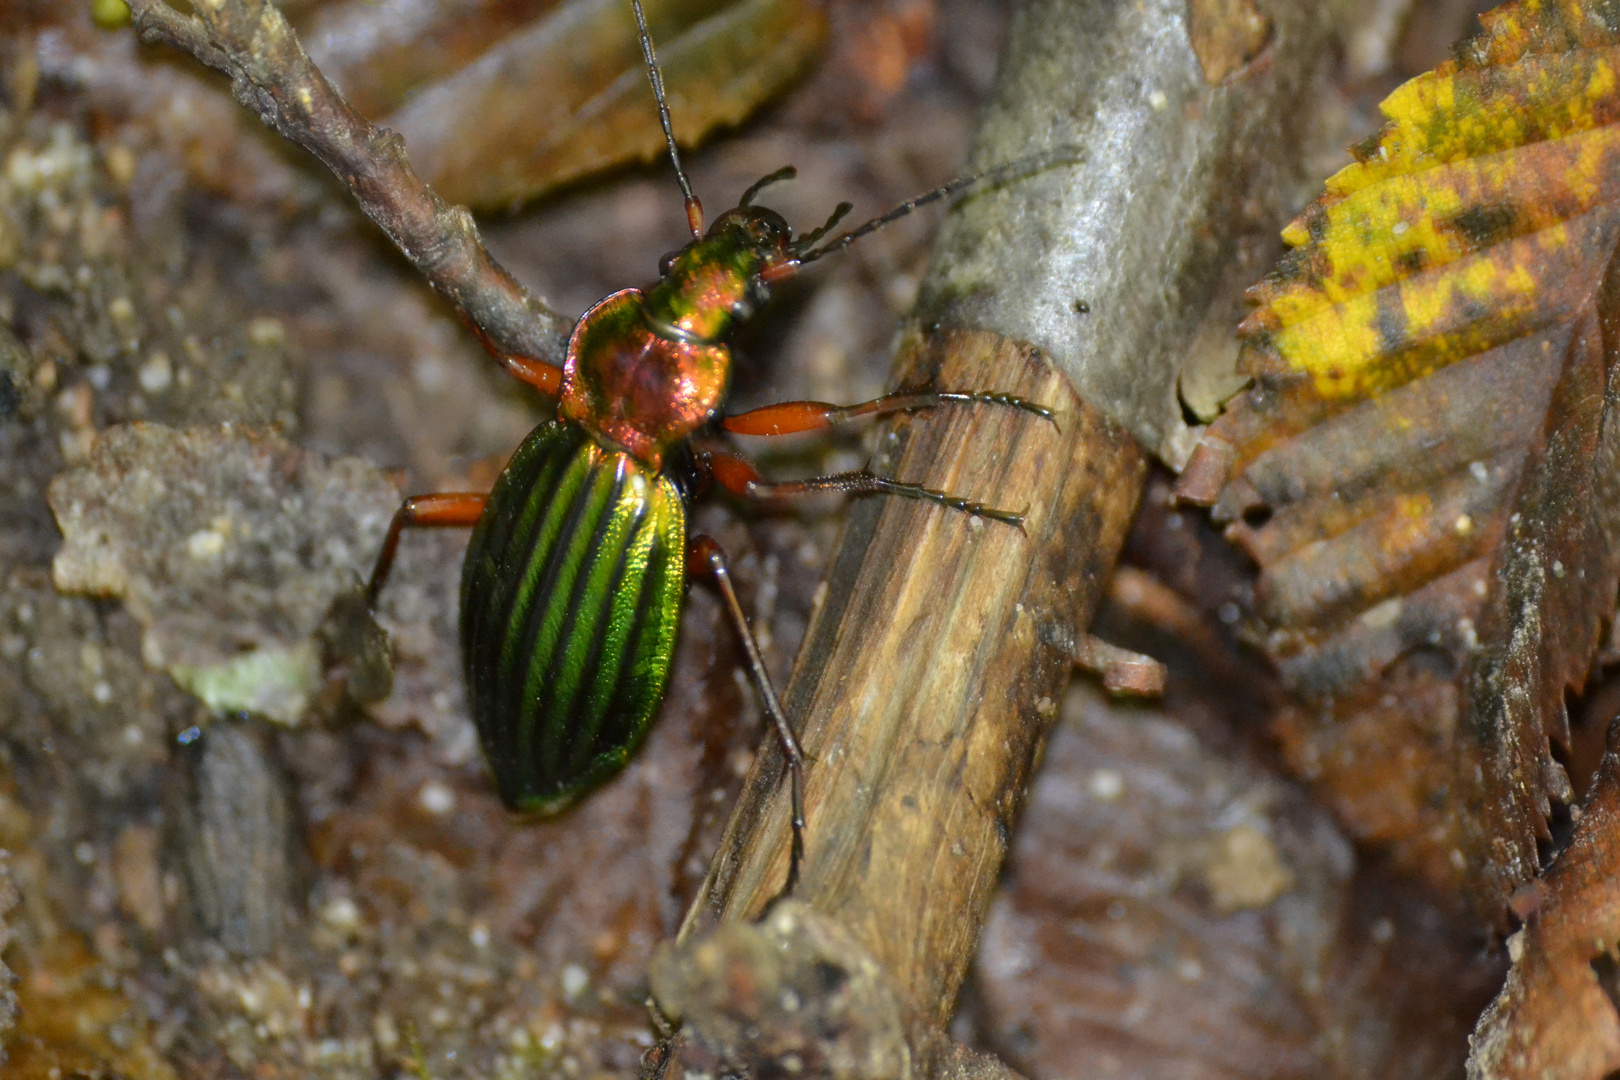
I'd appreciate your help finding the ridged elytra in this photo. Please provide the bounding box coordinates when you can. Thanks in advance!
[364,0,1059,894]
[459,422,685,814]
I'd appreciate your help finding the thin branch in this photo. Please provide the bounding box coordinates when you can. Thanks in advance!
[125,0,571,367]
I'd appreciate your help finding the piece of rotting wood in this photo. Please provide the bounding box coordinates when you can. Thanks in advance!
[665,0,1355,1070]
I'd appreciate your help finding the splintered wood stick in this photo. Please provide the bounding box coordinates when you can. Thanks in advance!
[680,326,1147,1023]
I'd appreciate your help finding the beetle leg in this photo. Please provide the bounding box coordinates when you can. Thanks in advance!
[467,323,564,395]
[687,534,807,899]
[721,390,1053,437]
[366,493,488,608]
[705,448,1027,529]
[497,353,563,395]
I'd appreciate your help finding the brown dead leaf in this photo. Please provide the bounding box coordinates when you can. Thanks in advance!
[332,0,829,208]
[1468,725,1620,1079]
[302,0,562,120]
[1177,0,1620,925]
[1188,0,1272,84]
[972,683,1499,1080]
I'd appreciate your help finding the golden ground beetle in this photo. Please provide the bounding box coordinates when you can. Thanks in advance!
[364,0,1056,893]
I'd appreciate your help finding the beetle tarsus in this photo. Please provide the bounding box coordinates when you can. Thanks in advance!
[688,534,807,900]
[719,465,1028,529]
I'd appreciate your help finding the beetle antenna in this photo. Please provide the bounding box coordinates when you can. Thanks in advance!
[794,200,854,249]
[796,146,1082,266]
[739,165,797,207]
[632,0,704,238]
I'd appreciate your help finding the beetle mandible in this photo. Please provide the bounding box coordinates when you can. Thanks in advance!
[364,0,1056,893]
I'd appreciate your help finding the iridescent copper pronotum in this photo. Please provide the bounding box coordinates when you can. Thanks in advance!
[366,0,1055,892]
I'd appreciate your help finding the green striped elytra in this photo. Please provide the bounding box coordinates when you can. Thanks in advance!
[459,422,685,815]
[364,0,1055,891]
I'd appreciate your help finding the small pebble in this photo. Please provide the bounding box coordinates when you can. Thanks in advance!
[320,896,361,933]
[139,352,173,394]
[561,963,589,1000]
[418,779,455,815]
[1087,769,1125,801]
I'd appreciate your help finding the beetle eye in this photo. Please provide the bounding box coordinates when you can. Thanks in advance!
[658,250,680,276]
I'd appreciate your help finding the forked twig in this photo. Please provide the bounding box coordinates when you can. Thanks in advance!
[124,0,571,366]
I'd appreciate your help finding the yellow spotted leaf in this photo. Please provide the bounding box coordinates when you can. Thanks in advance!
[1177,0,1620,962]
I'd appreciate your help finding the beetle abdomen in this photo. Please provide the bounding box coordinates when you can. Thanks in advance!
[460,421,686,812]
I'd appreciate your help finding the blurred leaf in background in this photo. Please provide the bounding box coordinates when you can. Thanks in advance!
[305,0,828,208]
[1176,0,1620,1069]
